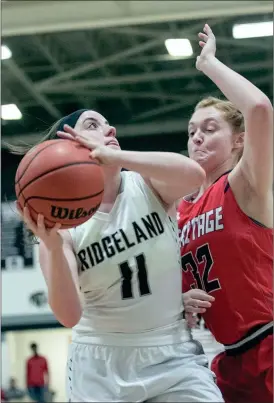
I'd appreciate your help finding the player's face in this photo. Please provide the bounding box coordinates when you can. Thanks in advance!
[75,110,120,150]
[187,106,235,172]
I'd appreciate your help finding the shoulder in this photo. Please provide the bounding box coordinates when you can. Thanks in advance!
[123,170,154,197]
[124,171,175,215]
[122,170,143,185]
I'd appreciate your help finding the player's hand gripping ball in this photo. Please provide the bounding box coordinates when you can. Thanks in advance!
[15,139,104,229]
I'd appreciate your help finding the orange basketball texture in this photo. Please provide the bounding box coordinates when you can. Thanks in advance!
[15,139,104,228]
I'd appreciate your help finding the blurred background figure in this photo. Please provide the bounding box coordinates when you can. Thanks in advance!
[3,377,25,401]
[26,343,49,403]
[1,388,7,402]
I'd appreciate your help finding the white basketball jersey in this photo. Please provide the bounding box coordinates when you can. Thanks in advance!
[69,171,184,343]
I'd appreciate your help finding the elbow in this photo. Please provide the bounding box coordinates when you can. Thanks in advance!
[189,160,206,188]
[59,311,82,328]
[61,317,80,328]
[247,99,273,127]
[176,159,205,196]
[51,304,82,328]
[197,163,206,182]
[251,97,273,115]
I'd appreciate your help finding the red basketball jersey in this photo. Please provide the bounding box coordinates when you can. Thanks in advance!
[178,173,273,345]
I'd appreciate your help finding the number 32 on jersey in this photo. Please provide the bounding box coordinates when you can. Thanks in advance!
[181,243,221,293]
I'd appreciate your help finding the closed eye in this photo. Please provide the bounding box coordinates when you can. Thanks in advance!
[206,128,216,133]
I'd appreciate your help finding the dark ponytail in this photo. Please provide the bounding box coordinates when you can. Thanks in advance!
[3,118,63,155]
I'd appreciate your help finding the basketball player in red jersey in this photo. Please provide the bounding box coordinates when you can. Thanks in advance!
[178,24,273,403]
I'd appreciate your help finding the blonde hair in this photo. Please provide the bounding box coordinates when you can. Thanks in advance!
[194,96,244,163]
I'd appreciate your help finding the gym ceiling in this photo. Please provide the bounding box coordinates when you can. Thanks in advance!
[2,1,273,155]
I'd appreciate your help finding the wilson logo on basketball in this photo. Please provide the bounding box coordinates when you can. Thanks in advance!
[51,205,100,220]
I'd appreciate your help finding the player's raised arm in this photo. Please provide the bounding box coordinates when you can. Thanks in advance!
[96,149,206,206]
[197,24,273,196]
[57,124,206,207]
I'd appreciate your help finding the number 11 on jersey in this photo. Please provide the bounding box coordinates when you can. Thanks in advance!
[119,253,151,299]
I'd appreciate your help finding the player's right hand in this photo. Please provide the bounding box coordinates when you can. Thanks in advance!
[17,202,63,252]
[196,24,216,71]
[57,124,119,166]
[183,289,215,314]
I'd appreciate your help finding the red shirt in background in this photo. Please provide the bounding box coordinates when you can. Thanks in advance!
[27,355,48,387]
[1,388,6,401]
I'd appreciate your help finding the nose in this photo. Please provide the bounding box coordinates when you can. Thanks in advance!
[106,126,116,138]
[192,130,204,145]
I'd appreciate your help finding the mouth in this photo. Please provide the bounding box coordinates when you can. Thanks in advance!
[193,149,206,153]
[108,140,119,147]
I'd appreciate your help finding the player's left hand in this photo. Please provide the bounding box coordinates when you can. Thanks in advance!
[57,124,118,165]
[196,24,216,71]
[183,288,215,314]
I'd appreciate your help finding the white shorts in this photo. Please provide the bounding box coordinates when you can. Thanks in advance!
[67,339,224,402]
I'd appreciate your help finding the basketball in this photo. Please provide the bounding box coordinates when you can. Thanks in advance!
[15,139,104,229]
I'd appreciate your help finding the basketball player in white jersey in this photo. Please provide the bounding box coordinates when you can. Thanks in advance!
[18,109,223,402]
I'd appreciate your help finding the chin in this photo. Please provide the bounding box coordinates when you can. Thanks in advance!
[192,155,207,165]
[109,144,120,150]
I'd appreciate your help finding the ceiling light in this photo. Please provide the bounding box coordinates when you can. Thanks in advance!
[1,45,12,60]
[1,104,22,120]
[233,21,273,39]
[165,39,193,57]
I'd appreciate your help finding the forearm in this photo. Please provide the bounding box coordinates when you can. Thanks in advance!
[111,150,204,184]
[201,56,271,114]
[42,248,81,327]
[44,372,49,385]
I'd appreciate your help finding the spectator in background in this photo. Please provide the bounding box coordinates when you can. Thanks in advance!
[26,343,49,403]
[1,389,7,402]
[4,377,25,401]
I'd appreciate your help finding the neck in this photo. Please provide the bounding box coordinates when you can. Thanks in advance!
[99,167,122,212]
[188,159,233,202]
[201,159,233,193]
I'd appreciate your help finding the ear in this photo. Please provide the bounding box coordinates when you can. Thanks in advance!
[233,132,245,149]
